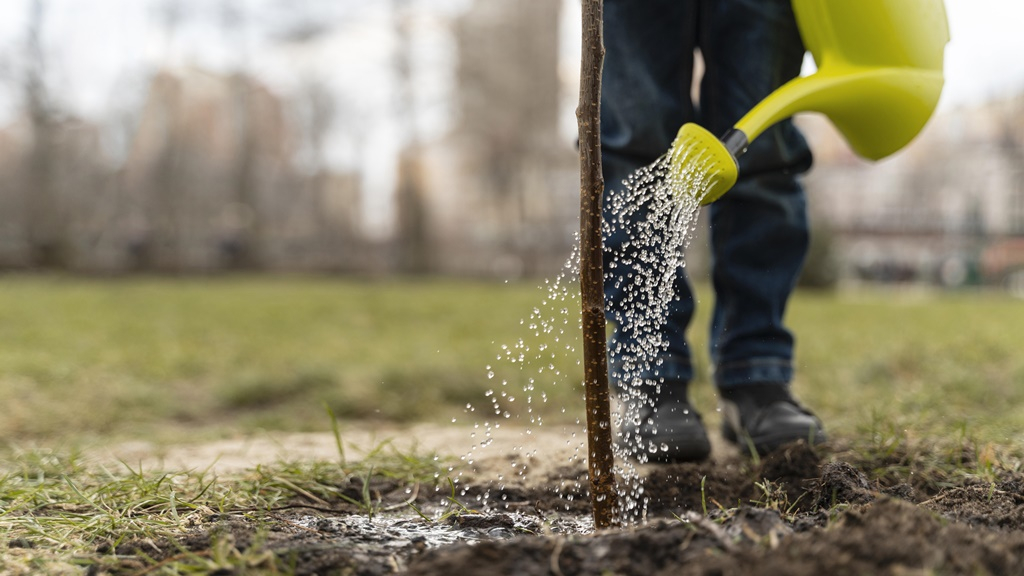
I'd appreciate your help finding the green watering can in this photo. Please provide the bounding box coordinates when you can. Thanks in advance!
[671,0,950,204]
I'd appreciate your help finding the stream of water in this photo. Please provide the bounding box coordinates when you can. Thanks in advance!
[451,149,717,525]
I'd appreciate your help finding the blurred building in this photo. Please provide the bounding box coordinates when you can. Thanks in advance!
[800,93,1024,290]
[121,67,295,272]
[0,113,109,269]
[0,65,370,273]
[398,0,579,277]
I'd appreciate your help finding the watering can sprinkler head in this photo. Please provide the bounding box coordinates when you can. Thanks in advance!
[668,124,743,205]
[671,0,950,205]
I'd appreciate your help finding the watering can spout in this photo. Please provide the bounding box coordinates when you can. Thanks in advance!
[671,0,950,205]
[735,66,946,161]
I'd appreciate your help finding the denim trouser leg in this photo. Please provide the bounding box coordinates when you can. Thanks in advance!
[700,0,813,389]
[601,0,699,391]
[601,0,813,393]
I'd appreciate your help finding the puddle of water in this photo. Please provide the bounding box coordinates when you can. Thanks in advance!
[294,511,593,549]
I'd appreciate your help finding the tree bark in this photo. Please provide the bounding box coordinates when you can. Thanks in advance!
[576,0,617,529]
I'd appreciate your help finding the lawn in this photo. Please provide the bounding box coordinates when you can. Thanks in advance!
[0,275,584,444]
[1,275,1024,448]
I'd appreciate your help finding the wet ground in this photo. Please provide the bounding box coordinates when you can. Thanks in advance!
[109,438,1024,575]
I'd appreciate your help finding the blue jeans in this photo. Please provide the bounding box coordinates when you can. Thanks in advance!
[602,0,813,392]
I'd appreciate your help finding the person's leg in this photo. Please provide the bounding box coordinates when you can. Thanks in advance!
[601,0,709,462]
[698,0,825,453]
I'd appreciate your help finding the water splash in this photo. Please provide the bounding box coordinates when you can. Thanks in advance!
[453,242,588,511]
[455,149,719,525]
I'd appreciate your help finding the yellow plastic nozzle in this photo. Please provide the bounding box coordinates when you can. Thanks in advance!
[668,123,739,205]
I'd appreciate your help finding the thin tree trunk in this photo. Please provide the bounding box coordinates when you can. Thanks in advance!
[576,0,617,529]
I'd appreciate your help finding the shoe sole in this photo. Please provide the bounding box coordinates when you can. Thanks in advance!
[721,424,825,456]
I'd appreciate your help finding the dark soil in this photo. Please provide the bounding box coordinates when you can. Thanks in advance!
[111,440,1024,575]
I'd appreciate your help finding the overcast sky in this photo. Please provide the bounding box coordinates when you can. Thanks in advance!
[0,0,1021,118]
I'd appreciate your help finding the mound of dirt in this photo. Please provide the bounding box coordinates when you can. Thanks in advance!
[407,498,1024,576]
[103,429,1024,575]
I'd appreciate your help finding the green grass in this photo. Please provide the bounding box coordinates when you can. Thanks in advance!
[788,288,1024,447]
[0,439,447,574]
[1,275,1024,450]
[0,275,586,444]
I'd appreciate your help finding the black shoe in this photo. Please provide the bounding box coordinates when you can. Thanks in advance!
[618,397,711,463]
[720,385,826,455]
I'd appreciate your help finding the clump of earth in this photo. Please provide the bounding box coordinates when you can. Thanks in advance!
[106,426,1024,575]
